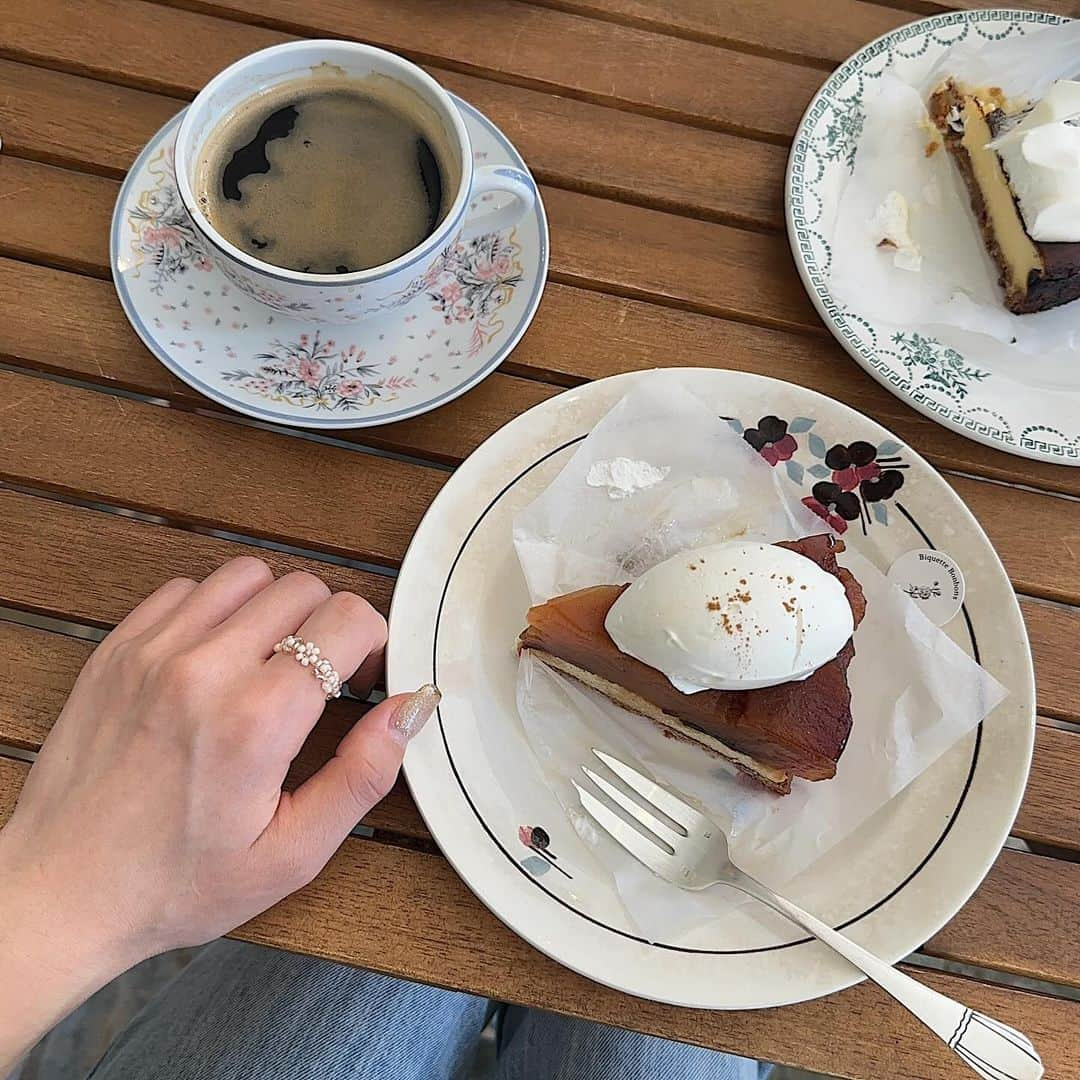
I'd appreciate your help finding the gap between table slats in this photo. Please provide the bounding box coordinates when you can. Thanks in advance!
[2,256,1079,504]
[0,754,1076,1079]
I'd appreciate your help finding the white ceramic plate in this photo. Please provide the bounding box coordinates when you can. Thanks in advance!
[111,96,548,429]
[787,8,1080,464]
[387,369,1034,1009]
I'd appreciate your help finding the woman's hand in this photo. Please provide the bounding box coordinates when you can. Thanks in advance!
[0,557,438,1069]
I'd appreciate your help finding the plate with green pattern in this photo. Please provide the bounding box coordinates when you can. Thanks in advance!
[787,8,1079,465]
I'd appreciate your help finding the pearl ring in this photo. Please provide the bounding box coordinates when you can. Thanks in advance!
[273,635,342,699]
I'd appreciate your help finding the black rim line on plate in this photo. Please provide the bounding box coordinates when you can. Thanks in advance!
[431,436,982,956]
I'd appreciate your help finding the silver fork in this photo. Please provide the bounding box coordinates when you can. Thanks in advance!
[573,749,1043,1080]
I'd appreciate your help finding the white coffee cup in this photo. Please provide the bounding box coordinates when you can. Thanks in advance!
[174,40,536,325]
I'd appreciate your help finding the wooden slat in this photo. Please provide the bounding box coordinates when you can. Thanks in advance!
[3,364,1079,608]
[3,260,1080,507]
[0,55,785,229]
[1014,725,1080,853]
[0,486,394,628]
[0,755,1074,1080]
[523,0,909,67]
[947,478,1080,606]
[0,368,444,568]
[0,623,94,750]
[922,848,1079,986]
[539,184,816,326]
[1025,599,1079,723]
[2,0,824,138]
[0,59,184,180]
[0,158,113,279]
[0,152,815,330]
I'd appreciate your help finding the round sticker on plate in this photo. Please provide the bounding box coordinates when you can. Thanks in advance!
[887,548,965,626]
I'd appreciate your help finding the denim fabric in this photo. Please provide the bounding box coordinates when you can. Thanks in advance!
[90,939,760,1080]
[497,1007,760,1080]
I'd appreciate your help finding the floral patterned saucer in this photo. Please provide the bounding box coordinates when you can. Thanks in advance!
[111,99,548,429]
[787,8,1079,464]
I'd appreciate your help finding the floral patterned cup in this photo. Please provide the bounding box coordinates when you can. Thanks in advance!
[174,40,536,325]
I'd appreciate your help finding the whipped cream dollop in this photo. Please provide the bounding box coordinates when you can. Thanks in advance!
[604,541,855,693]
[997,80,1080,242]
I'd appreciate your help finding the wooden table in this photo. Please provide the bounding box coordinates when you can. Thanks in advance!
[0,1,1077,1076]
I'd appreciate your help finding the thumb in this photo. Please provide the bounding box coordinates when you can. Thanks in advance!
[262,685,440,880]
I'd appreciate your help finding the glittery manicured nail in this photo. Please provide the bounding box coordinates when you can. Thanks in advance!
[389,684,441,744]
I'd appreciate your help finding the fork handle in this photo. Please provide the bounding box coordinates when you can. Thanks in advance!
[727,873,1043,1079]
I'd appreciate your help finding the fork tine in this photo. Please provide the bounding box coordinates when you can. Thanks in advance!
[591,749,708,834]
[571,780,677,875]
[581,765,686,840]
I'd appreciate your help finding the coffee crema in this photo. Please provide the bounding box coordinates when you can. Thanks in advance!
[194,75,459,274]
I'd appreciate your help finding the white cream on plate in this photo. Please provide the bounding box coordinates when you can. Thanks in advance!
[604,541,854,693]
[997,80,1080,242]
[585,457,670,499]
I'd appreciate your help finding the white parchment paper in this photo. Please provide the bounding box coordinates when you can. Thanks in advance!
[513,382,1007,941]
[829,19,1080,364]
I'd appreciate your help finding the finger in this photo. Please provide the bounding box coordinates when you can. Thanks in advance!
[348,643,384,701]
[262,592,387,742]
[104,576,198,647]
[156,557,275,644]
[213,570,331,659]
[260,686,440,875]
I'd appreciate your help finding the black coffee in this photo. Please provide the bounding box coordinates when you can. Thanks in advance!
[195,79,457,274]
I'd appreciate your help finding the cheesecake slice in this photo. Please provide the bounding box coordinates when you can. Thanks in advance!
[929,80,1080,314]
[517,535,866,795]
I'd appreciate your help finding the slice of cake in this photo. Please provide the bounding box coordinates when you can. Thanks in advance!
[517,535,866,795]
[929,79,1080,314]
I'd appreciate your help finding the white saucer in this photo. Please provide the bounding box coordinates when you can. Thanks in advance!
[111,98,548,429]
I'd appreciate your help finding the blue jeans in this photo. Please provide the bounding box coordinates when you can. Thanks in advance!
[90,940,761,1079]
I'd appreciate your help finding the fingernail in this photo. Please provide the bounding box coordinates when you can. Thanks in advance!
[389,684,441,744]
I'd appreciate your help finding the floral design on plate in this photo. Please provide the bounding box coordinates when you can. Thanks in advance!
[518,824,571,879]
[730,413,907,533]
[883,332,989,404]
[222,331,416,412]
[111,99,548,429]
[127,145,212,294]
[429,233,524,356]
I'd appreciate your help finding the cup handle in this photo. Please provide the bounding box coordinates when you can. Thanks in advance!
[460,165,537,240]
